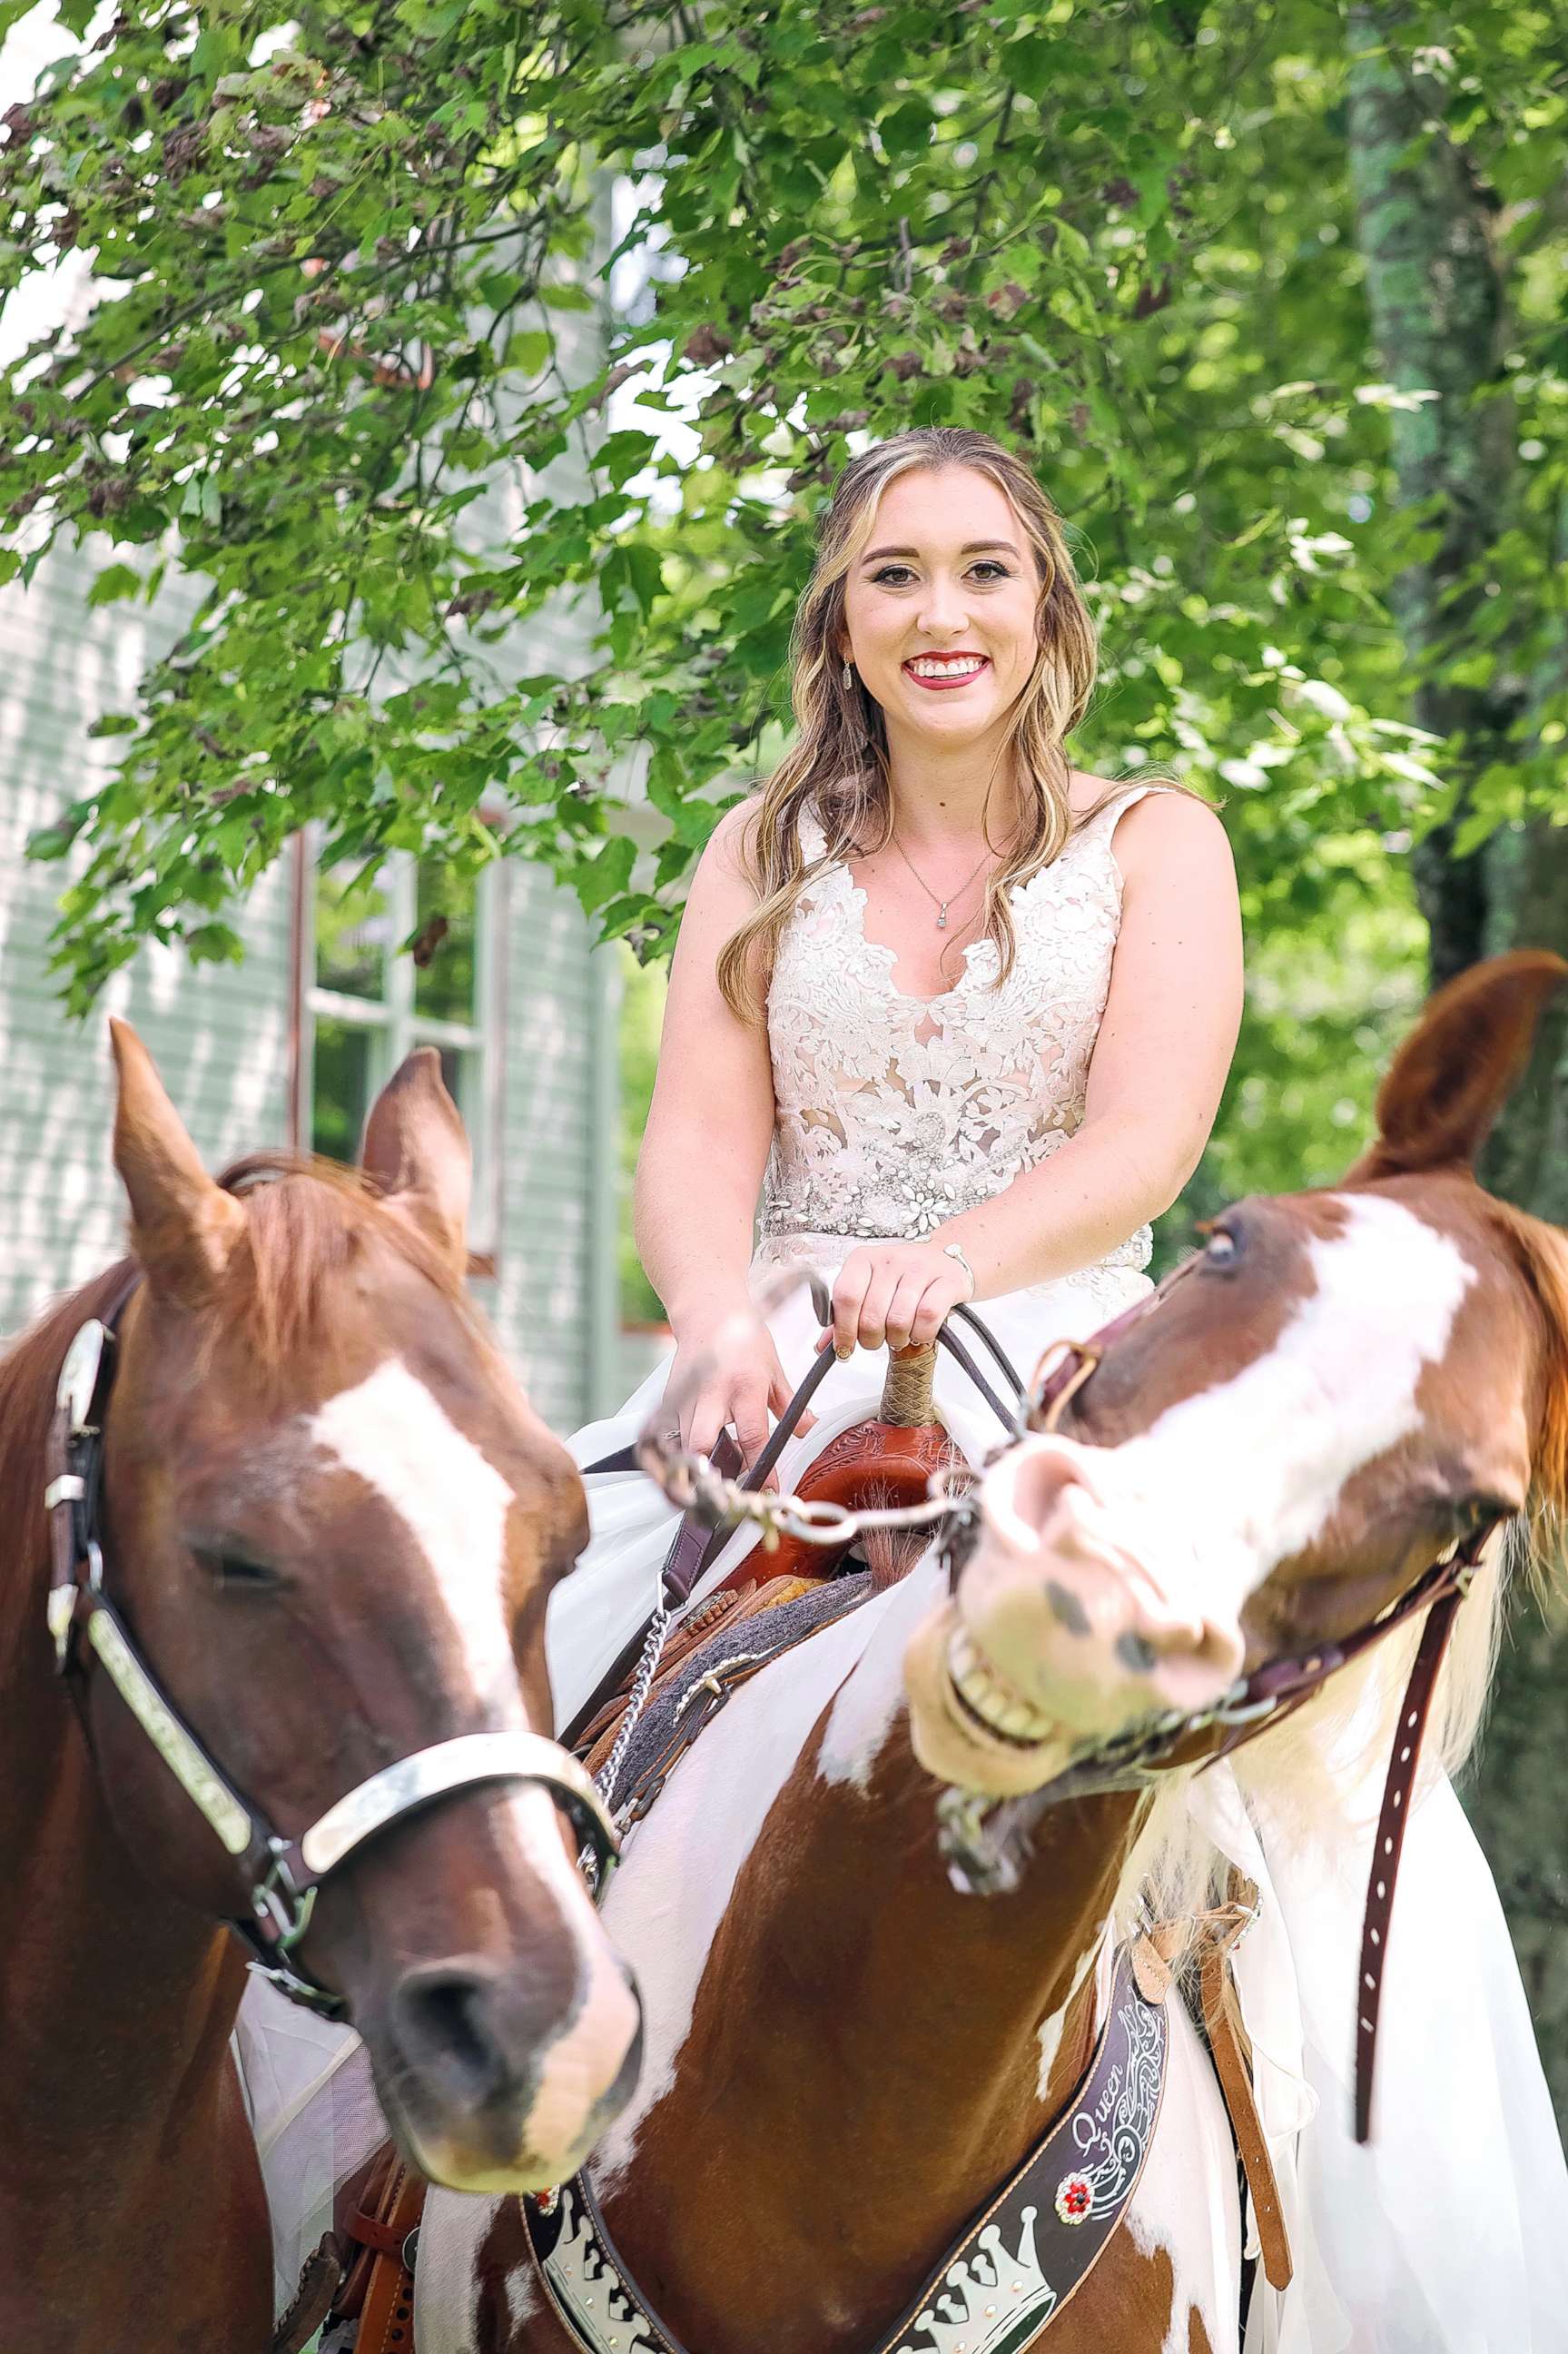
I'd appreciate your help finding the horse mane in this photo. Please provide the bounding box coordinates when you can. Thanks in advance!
[210,1152,479,1375]
[0,1152,487,1608]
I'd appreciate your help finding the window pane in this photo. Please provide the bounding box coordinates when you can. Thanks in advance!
[413,860,478,1025]
[312,1019,375,1164]
[426,1040,477,1131]
[316,864,393,1002]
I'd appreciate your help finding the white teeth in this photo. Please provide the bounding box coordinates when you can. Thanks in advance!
[946,1627,1060,1748]
[907,657,985,678]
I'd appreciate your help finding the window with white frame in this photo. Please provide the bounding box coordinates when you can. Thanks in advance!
[301,842,502,1261]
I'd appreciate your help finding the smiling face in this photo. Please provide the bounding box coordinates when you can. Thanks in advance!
[838,465,1044,758]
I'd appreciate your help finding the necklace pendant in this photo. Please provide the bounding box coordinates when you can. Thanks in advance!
[937,904,948,929]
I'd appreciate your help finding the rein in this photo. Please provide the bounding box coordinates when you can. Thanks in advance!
[631,1253,1503,2142]
[43,1276,620,2019]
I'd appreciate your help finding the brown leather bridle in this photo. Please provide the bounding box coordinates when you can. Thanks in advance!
[935,1257,1502,2144]
[44,1272,621,2018]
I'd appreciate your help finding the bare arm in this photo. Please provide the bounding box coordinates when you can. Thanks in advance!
[634,802,810,1465]
[827,791,1244,1353]
[935,790,1243,1295]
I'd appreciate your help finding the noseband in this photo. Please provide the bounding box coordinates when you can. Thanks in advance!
[44,1276,619,2019]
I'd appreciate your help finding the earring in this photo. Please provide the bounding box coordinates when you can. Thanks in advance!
[842,658,853,690]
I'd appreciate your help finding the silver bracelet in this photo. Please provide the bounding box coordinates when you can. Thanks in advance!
[942,1239,977,1301]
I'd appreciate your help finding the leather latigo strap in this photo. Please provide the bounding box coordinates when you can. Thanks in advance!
[331,2145,425,2354]
[1195,1885,1292,2291]
[519,1943,1169,2354]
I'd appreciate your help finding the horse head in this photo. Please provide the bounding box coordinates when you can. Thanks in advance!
[86,1021,641,2190]
[905,950,1568,1800]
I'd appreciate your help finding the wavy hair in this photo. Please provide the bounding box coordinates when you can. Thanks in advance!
[715,426,1178,1021]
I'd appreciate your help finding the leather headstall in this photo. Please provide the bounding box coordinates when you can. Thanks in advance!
[938,1254,1503,2145]
[44,1277,621,2019]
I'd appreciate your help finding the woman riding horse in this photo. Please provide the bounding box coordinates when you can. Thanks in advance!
[538,430,1565,2349]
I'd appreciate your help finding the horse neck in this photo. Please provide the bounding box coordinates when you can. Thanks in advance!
[597,1566,1145,2348]
[0,1274,250,2217]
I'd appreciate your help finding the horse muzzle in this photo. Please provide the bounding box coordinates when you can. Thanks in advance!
[905,1434,1244,1799]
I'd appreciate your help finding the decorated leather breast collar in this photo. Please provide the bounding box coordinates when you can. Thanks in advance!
[522,1940,1169,2354]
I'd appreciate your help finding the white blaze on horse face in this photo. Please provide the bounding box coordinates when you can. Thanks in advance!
[310,1360,640,2190]
[1012,1194,1476,1629]
[308,1356,521,1721]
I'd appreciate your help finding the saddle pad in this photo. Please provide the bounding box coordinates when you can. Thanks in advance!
[607,1570,874,1814]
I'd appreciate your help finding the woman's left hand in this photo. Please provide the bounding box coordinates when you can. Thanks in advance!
[824,1238,974,1359]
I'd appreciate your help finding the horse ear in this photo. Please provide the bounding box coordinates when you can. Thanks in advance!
[110,1018,246,1299]
[1346,950,1568,1183]
[359,1047,470,1277]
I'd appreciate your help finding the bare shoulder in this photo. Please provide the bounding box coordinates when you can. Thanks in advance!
[678,795,771,934]
[1100,783,1232,887]
[701,791,766,881]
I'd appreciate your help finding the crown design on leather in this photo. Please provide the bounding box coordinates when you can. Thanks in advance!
[891,2208,1058,2354]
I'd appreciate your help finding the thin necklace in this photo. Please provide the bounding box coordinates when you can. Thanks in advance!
[887,829,997,930]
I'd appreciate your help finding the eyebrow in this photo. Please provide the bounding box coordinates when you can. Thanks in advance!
[861,539,1021,562]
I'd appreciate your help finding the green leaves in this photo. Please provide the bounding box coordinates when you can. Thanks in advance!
[84,563,143,608]
[3,0,1564,1097]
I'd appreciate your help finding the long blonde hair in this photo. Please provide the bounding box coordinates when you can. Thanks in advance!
[715,426,1168,1021]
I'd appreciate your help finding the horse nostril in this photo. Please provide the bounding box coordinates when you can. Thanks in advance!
[392,1963,521,2113]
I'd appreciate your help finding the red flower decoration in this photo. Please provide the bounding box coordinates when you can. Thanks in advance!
[1055,2171,1093,2225]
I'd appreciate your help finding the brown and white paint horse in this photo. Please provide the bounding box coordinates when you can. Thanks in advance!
[0,1027,641,2353]
[418,952,1568,2354]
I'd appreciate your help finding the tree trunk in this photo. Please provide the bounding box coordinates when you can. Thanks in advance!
[1347,4,1568,2130]
[1345,3,1514,984]
[1470,633,1568,2131]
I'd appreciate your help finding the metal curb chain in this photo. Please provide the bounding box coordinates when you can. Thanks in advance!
[592,1601,674,1825]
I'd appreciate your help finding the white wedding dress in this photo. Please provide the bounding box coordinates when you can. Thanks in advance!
[240,784,1568,2347]
[550,789,1161,1716]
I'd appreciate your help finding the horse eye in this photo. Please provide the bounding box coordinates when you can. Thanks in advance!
[1204,1224,1242,1266]
[194,1546,282,1593]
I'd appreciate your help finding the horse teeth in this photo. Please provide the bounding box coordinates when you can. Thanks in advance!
[946,1627,1058,1745]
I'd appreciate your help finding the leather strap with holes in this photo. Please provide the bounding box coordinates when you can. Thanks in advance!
[1354,1586,1460,2142]
[332,2149,425,2354]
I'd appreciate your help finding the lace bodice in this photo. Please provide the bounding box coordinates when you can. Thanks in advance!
[755,786,1165,1303]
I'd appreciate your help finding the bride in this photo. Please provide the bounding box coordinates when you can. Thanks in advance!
[242,427,1567,2348]
[548,426,1568,2349]
[550,424,1240,1716]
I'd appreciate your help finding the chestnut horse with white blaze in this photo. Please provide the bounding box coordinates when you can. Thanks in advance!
[416,952,1568,2354]
[0,1026,641,2354]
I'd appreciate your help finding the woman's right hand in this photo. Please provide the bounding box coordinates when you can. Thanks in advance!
[663,1311,815,1487]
